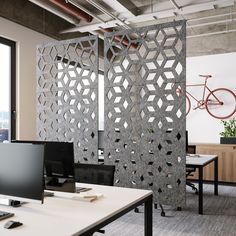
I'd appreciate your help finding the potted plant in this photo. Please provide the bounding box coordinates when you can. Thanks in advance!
[220,117,236,144]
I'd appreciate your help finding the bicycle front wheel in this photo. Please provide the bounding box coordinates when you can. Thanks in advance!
[205,88,236,119]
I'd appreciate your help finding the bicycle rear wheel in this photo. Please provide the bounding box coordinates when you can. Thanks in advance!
[186,95,191,116]
[205,88,236,119]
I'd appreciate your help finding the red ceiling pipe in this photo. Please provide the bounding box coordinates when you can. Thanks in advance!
[100,28,138,49]
[50,0,93,22]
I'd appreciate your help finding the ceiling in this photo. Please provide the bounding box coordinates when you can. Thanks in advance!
[1,0,236,56]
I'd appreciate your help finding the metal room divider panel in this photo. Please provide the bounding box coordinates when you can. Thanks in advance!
[104,20,186,206]
[36,36,98,163]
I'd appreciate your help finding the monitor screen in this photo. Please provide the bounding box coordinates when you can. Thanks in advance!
[12,140,75,193]
[186,130,188,153]
[12,140,74,177]
[0,143,44,203]
[98,130,104,150]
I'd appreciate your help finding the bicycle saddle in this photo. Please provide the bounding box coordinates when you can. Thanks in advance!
[199,74,212,78]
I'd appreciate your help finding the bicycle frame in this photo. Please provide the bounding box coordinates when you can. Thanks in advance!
[185,75,236,119]
[186,79,213,110]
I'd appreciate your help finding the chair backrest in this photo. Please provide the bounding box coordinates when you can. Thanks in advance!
[187,145,196,154]
[74,163,115,186]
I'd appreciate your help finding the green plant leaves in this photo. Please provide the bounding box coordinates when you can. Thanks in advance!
[220,117,236,137]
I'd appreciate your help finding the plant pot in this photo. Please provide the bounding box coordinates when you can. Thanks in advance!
[220,137,236,144]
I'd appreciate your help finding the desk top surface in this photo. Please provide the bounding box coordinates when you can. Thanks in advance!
[0,183,152,236]
[186,154,218,166]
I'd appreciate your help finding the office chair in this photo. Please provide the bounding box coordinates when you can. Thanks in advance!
[74,163,115,186]
[74,163,115,234]
[186,145,198,194]
[186,167,198,193]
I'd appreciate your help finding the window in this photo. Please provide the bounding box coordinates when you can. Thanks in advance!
[0,37,16,141]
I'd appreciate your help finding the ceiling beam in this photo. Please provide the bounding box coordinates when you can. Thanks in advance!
[0,0,84,40]
[187,28,236,38]
[60,20,121,33]
[61,0,235,33]
[101,0,138,17]
[115,0,139,16]
[86,0,131,29]
[188,17,236,29]
[67,0,105,23]
[169,0,181,10]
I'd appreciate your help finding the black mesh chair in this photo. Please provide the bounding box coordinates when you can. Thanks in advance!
[186,145,198,194]
[186,167,198,193]
[74,163,115,234]
[74,163,115,186]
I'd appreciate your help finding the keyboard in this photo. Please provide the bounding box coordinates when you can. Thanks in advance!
[0,211,14,221]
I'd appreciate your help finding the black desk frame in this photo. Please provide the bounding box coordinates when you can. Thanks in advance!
[187,156,218,214]
[80,194,153,236]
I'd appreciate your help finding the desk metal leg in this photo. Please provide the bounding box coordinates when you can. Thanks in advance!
[144,195,153,236]
[198,167,203,215]
[214,157,218,196]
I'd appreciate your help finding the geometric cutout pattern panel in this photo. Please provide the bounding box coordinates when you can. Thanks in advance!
[36,36,98,163]
[104,21,186,206]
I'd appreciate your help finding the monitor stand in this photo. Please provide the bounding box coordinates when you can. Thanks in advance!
[46,177,65,187]
[44,191,54,197]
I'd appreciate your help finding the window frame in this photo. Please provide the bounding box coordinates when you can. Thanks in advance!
[0,36,16,140]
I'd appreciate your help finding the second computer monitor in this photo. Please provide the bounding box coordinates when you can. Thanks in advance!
[12,140,75,192]
[44,141,74,178]
[98,130,104,151]
[12,140,74,178]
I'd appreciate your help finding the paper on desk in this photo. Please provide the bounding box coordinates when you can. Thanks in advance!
[187,154,200,157]
[72,193,103,202]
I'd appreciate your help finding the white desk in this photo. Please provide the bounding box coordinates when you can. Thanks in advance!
[0,183,153,236]
[186,154,218,214]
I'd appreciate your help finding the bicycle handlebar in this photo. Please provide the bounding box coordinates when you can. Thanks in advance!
[199,74,212,78]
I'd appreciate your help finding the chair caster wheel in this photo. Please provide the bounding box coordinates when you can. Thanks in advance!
[161,212,165,217]
[134,207,139,213]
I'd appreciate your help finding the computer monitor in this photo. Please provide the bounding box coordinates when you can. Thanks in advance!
[98,130,104,151]
[185,131,196,154]
[0,143,45,204]
[12,140,75,193]
[44,142,74,178]
[186,130,188,153]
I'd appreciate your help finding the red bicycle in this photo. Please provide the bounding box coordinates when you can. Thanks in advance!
[185,74,236,119]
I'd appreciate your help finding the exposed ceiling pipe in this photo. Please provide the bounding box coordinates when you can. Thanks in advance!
[86,0,131,30]
[67,0,106,23]
[49,0,93,22]
[100,28,138,49]
[28,0,79,24]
